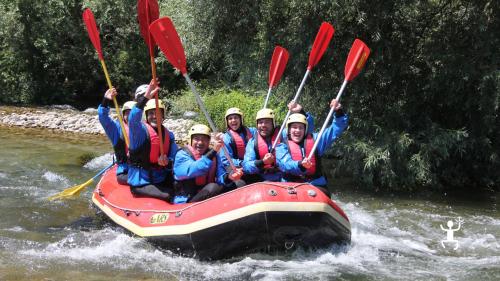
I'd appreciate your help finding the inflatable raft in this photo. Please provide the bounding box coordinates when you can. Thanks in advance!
[92,165,351,259]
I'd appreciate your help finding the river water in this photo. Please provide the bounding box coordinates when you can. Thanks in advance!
[0,125,498,280]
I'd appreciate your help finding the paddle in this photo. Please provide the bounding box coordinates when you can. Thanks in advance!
[307,39,370,159]
[149,17,237,171]
[137,0,165,158]
[271,22,334,151]
[83,9,129,147]
[263,46,289,109]
[48,163,114,201]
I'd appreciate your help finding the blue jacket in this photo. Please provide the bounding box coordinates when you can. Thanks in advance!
[220,126,258,168]
[241,112,314,182]
[127,98,178,187]
[276,113,349,186]
[98,104,128,175]
[173,148,227,185]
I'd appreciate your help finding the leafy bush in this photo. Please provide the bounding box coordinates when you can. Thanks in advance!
[169,85,288,131]
[0,0,498,191]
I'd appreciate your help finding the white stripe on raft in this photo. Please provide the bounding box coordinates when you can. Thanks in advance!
[92,194,350,237]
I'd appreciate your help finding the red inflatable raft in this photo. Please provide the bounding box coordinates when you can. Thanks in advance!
[92,165,351,259]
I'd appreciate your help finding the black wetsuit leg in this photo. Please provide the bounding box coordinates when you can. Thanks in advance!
[241,174,263,184]
[189,183,223,202]
[222,179,246,193]
[116,173,128,185]
[130,182,173,201]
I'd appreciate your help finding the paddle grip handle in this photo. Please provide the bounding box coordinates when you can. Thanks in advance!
[100,59,130,147]
[271,69,311,151]
[307,79,348,159]
[263,87,272,109]
[184,74,237,171]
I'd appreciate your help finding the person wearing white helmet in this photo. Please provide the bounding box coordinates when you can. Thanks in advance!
[98,87,136,184]
[242,102,311,182]
[134,84,149,101]
[276,99,348,196]
[127,80,178,201]
[173,124,243,203]
[220,107,258,188]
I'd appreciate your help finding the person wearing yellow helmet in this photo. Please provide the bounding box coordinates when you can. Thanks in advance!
[220,107,258,188]
[126,80,178,201]
[173,124,241,203]
[98,87,136,184]
[242,102,310,182]
[276,98,348,196]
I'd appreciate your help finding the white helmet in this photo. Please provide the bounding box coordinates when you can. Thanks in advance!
[225,107,244,127]
[255,108,275,126]
[121,101,137,113]
[134,84,149,100]
[287,113,308,133]
[189,124,211,141]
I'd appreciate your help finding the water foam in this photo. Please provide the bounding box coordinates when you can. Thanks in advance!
[83,153,114,170]
[42,171,70,186]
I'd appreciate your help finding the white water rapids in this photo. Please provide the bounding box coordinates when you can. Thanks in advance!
[0,127,498,280]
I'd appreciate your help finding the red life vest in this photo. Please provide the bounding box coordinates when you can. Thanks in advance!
[145,123,171,164]
[185,145,217,186]
[288,133,317,175]
[228,127,252,159]
[255,129,280,170]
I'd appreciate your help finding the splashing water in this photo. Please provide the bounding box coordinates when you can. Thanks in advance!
[0,126,498,281]
[83,153,114,170]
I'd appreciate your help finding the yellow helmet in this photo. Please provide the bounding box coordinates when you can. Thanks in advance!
[287,113,308,132]
[144,99,165,113]
[225,107,244,127]
[255,108,275,125]
[121,101,136,113]
[189,124,211,140]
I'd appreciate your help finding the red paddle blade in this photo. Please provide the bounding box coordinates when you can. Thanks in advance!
[344,39,370,81]
[307,22,335,70]
[268,46,289,88]
[82,9,103,60]
[137,0,159,54]
[149,17,187,74]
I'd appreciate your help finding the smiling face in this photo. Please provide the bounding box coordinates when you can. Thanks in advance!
[257,118,274,138]
[226,114,241,131]
[146,109,164,128]
[289,123,305,143]
[191,134,210,154]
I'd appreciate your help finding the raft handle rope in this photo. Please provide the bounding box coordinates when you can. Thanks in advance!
[95,182,312,214]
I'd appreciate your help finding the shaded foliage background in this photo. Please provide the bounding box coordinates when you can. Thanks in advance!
[0,0,498,191]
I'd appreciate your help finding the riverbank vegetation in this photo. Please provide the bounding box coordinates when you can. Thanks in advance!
[0,0,498,191]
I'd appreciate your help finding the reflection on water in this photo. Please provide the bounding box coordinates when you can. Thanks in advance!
[0,125,499,281]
